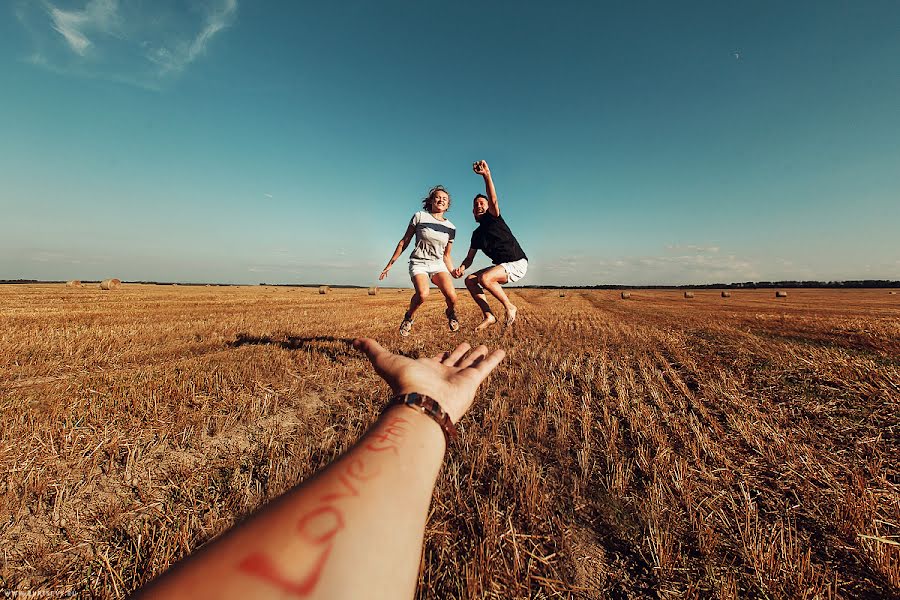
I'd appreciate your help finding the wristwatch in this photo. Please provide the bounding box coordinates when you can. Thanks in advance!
[387,392,457,444]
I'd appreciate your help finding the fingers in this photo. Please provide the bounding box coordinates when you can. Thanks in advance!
[470,349,506,377]
[443,343,471,366]
[432,350,449,362]
[457,345,488,369]
[353,337,391,370]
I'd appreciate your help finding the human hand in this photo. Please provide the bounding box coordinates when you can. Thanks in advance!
[379,267,390,281]
[353,338,505,423]
[472,160,490,177]
[451,267,464,278]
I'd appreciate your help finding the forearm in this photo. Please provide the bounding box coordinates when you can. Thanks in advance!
[385,241,407,269]
[137,406,446,600]
[483,174,497,204]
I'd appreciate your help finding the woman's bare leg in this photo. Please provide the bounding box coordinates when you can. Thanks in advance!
[430,271,458,312]
[431,271,460,331]
[406,274,431,318]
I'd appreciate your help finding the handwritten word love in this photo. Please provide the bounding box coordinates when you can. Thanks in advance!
[238,414,410,596]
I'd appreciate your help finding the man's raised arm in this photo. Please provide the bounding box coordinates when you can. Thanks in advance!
[473,160,500,217]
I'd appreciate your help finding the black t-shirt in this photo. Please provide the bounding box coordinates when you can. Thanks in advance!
[470,213,527,264]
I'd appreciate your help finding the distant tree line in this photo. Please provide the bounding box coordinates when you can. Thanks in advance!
[530,280,900,290]
[3,279,898,289]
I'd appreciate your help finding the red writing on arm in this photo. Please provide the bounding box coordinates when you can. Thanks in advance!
[237,415,410,595]
[319,459,381,502]
[364,416,410,455]
[238,506,344,596]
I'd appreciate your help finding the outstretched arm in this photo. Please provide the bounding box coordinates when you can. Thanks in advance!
[443,240,455,273]
[380,224,415,280]
[473,160,499,217]
[135,338,506,600]
[451,247,478,278]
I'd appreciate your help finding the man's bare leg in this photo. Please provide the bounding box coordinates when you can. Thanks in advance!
[465,274,497,331]
[477,266,517,326]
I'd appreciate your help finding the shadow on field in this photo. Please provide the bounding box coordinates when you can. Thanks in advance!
[229,334,355,361]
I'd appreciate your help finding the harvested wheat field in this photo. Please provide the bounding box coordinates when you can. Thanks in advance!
[1,284,898,598]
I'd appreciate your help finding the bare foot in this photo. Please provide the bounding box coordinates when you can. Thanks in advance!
[505,305,518,327]
[474,313,497,331]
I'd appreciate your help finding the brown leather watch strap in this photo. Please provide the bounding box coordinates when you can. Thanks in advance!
[386,393,457,444]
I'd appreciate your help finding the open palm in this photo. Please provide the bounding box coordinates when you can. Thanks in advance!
[353,338,506,423]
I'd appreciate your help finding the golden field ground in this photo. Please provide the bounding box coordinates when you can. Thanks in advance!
[1,284,898,598]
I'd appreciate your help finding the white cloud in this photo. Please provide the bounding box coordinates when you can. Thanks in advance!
[666,243,720,254]
[533,246,760,286]
[188,0,236,63]
[47,0,121,56]
[31,251,83,264]
[146,0,237,76]
[17,0,238,88]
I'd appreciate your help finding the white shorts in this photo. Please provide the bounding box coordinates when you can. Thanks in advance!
[409,259,449,279]
[500,258,528,283]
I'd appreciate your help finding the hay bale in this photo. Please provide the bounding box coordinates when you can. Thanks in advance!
[775,291,788,298]
[368,286,378,296]
[319,285,329,295]
[99,278,121,290]
[684,291,695,299]
[65,280,82,288]
[721,291,731,298]
[621,292,631,299]
[890,291,897,295]
[559,291,566,298]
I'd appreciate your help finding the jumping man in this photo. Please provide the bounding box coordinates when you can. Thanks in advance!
[451,160,527,330]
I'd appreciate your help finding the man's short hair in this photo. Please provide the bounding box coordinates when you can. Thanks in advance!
[473,193,488,202]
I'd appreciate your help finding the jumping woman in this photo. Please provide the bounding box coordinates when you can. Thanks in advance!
[380,186,460,337]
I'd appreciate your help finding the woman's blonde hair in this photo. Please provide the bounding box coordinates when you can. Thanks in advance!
[422,185,451,212]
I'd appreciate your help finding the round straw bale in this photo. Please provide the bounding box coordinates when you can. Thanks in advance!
[319,285,329,294]
[683,291,694,298]
[559,291,566,298]
[775,291,788,298]
[721,291,731,298]
[368,286,378,295]
[99,278,121,290]
[621,292,631,299]
[890,291,897,295]
[65,280,82,288]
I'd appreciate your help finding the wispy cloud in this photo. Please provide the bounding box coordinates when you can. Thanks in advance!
[263,193,274,199]
[144,0,237,76]
[16,0,238,88]
[534,246,759,286]
[31,250,84,264]
[47,0,120,56]
[666,244,720,254]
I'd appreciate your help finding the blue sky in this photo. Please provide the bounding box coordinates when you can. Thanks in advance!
[2,1,898,286]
